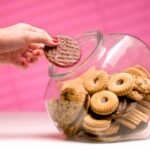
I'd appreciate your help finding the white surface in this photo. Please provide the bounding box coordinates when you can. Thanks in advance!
[0,112,150,150]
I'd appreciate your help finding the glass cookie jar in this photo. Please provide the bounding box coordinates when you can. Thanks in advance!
[44,31,150,142]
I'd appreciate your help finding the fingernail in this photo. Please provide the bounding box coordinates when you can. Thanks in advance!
[21,61,26,66]
[34,51,41,56]
[52,37,58,43]
[29,58,34,63]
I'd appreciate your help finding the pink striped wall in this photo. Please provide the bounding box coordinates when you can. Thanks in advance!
[0,0,150,111]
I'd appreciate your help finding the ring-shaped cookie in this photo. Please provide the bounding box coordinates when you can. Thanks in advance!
[90,90,119,115]
[83,70,108,94]
[108,73,134,96]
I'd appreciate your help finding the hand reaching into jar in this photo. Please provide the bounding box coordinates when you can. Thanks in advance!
[0,23,58,68]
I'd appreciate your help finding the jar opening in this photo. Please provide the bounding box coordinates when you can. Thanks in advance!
[48,31,103,79]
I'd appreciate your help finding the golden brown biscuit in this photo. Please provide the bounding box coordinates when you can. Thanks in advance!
[90,90,119,115]
[137,104,150,115]
[108,73,134,96]
[134,65,150,79]
[127,113,141,124]
[131,109,149,123]
[61,77,87,103]
[82,123,119,136]
[126,90,144,101]
[82,69,108,93]
[82,121,111,134]
[125,67,148,78]
[117,118,137,129]
[55,100,84,125]
[134,76,150,94]
[144,94,150,101]
[139,100,150,109]
[123,114,141,125]
[83,114,111,128]
[62,95,91,137]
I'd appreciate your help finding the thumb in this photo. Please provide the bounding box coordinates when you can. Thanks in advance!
[24,31,58,46]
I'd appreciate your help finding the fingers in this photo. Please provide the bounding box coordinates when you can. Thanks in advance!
[28,43,45,50]
[15,23,58,47]
[24,30,58,46]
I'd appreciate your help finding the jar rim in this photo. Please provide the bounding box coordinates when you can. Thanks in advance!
[48,30,103,79]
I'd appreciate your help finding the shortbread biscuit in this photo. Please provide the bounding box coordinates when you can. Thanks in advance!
[108,73,134,96]
[117,118,137,129]
[82,121,111,134]
[90,90,119,115]
[123,114,140,125]
[83,114,111,128]
[131,109,149,123]
[83,69,108,93]
[137,104,150,115]
[83,123,119,136]
[126,90,144,101]
[139,100,150,109]
[126,113,141,124]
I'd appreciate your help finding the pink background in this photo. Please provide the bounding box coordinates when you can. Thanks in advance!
[0,0,150,111]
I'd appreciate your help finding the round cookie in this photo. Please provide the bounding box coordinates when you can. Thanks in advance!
[134,76,150,94]
[90,90,119,115]
[62,95,91,137]
[83,114,111,128]
[83,70,108,94]
[134,65,150,79]
[82,123,119,136]
[108,73,134,96]
[126,90,144,101]
[44,35,81,67]
[61,77,87,103]
[55,100,84,125]
[125,67,148,78]
[93,125,120,136]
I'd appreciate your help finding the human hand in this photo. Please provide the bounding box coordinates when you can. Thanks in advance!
[0,23,58,68]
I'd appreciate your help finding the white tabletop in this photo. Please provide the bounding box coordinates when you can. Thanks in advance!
[0,112,150,150]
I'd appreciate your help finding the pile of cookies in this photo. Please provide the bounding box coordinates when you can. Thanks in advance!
[47,65,150,142]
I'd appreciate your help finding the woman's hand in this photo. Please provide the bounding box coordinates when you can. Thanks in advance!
[0,23,58,68]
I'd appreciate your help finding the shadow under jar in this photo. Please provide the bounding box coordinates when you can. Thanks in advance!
[44,31,150,142]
